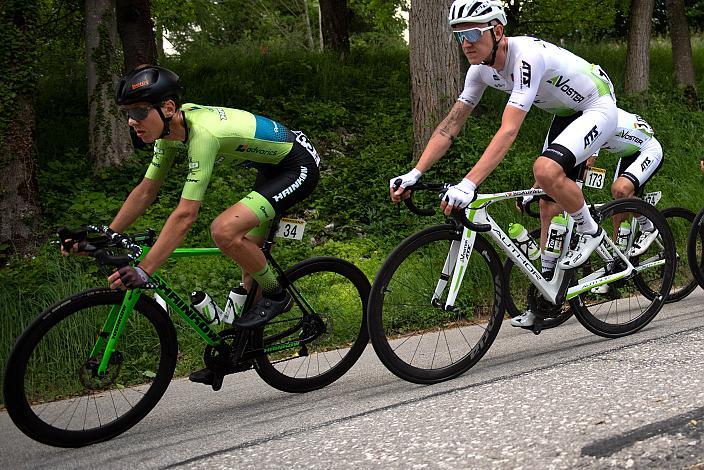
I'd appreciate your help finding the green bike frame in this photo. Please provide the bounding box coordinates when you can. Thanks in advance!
[92,247,223,375]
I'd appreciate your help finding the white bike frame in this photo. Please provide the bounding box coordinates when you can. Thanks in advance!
[435,188,667,311]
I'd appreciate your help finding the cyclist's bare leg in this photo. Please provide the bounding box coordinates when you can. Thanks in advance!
[610,176,636,231]
[240,233,267,299]
[534,157,586,213]
[211,202,267,275]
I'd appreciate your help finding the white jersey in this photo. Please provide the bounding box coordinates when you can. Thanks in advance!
[458,36,615,116]
[600,109,655,158]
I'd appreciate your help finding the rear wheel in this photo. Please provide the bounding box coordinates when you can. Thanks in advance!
[254,257,370,393]
[3,289,177,447]
[570,199,676,338]
[367,225,504,384]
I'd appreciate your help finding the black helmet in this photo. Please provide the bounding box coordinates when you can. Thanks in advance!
[115,66,182,106]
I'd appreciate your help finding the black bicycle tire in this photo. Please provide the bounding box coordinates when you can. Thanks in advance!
[503,228,574,329]
[254,257,370,393]
[3,288,178,447]
[367,225,504,384]
[570,198,676,338]
[633,207,698,303]
[687,207,704,290]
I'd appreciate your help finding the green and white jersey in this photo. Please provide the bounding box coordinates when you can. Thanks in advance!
[145,104,295,201]
[600,108,655,158]
[458,36,616,116]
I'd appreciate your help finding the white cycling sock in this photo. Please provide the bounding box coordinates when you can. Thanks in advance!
[571,202,599,235]
[635,214,654,232]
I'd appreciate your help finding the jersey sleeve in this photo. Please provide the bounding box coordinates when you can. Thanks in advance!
[458,66,488,107]
[180,127,221,201]
[145,139,180,181]
[506,50,546,112]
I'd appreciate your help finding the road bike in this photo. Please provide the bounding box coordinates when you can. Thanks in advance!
[367,182,675,384]
[3,217,369,447]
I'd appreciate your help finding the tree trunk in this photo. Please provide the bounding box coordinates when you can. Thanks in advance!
[85,0,134,170]
[116,0,158,72]
[624,0,655,94]
[409,0,462,159]
[302,0,315,51]
[665,0,698,106]
[319,0,350,59]
[155,19,165,62]
[0,1,42,254]
[318,3,324,50]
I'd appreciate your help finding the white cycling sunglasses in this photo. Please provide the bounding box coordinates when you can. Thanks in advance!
[451,25,496,45]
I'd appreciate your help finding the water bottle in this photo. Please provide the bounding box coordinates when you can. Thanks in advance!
[508,223,540,260]
[545,215,568,261]
[223,284,248,323]
[190,291,224,324]
[617,221,631,252]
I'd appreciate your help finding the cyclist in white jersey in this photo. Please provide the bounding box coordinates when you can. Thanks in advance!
[512,108,664,326]
[390,0,617,271]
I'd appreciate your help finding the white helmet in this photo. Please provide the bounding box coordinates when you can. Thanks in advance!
[448,0,507,27]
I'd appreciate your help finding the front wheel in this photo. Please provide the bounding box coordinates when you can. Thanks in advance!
[3,289,178,447]
[687,207,704,290]
[367,225,504,384]
[254,257,370,393]
[634,207,698,303]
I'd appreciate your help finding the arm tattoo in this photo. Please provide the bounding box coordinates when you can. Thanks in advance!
[438,127,455,142]
[435,104,469,142]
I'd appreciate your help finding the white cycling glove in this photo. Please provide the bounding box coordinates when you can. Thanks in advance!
[390,168,422,190]
[443,178,477,209]
[519,194,534,209]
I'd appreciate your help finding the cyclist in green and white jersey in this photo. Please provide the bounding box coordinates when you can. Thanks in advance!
[64,66,320,383]
[390,0,617,271]
[591,109,663,253]
[512,108,664,326]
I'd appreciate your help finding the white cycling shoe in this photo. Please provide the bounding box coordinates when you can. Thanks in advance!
[628,229,659,257]
[558,229,605,270]
[510,310,536,327]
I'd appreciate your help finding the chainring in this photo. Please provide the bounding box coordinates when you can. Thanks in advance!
[527,284,564,319]
[204,328,254,372]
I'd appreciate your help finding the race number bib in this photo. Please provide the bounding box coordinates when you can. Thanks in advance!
[276,218,306,240]
[642,191,662,206]
[584,167,606,189]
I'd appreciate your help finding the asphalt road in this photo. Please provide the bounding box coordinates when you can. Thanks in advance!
[1,289,703,469]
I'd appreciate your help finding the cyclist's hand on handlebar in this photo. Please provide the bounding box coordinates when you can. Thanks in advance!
[516,194,534,213]
[440,178,476,216]
[109,266,150,290]
[389,169,422,204]
[60,239,90,257]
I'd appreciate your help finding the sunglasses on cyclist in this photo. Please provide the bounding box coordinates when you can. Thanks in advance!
[452,25,496,45]
[124,106,152,121]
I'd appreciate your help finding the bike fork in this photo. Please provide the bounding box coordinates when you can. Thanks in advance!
[92,289,141,375]
[434,228,476,311]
